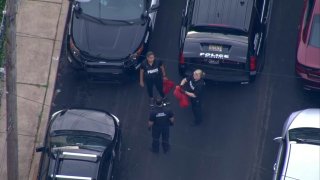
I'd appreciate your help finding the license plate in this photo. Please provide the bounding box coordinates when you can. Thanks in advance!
[209,45,223,52]
[208,59,220,64]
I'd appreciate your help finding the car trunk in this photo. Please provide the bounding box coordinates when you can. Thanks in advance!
[182,32,250,82]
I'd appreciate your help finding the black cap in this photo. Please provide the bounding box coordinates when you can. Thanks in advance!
[155,97,163,106]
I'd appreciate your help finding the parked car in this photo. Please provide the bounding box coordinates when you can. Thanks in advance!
[272,108,320,180]
[67,0,159,75]
[36,109,122,180]
[178,0,271,83]
[296,0,320,90]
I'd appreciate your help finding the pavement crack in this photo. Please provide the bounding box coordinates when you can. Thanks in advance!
[28,0,62,5]
[16,82,48,88]
[16,32,56,41]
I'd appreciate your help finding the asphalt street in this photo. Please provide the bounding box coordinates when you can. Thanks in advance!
[51,0,320,180]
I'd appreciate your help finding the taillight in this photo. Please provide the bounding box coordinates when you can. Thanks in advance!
[179,52,185,64]
[250,56,256,71]
[296,62,307,73]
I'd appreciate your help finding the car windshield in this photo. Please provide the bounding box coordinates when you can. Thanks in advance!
[190,25,248,36]
[50,133,111,151]
[78,0,145,21]
[309,15,320,48]
[289,127,320,144]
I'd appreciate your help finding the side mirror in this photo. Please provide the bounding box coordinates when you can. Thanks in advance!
[273,137,283,143]
[142,10,148,18]
[36,146,46,152]
[141,11,148,25]
[74,3,81,12]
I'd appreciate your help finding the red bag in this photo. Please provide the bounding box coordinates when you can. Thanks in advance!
[163,79,175,95]
[173,86,183,100]
[173,86,189,108]
[179,95,189,108]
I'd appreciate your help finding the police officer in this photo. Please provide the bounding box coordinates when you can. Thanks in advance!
[140,51,168,106]
[148,98,174,153]
[180,69,205,126]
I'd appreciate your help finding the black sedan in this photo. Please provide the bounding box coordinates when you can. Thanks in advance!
[66,0,160,75]
[36,109,121,180]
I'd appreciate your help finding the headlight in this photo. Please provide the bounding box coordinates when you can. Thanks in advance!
[69,37,80,57]
[51,110,64,120]
[130,44,144,60]
[111,114,120,126]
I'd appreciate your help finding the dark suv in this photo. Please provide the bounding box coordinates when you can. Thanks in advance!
[178,0,271,83]
[67,0,159,75]
[36,109,121,180]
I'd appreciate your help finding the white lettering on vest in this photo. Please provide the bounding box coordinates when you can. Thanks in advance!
[189,81,195,90]
[147,68,159,74]
[156,112,166,117]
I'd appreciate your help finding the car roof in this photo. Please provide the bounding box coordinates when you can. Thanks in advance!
[191,0,254,31]
[285,143,320,180]
[50,109,115,139]
[288,108,320,130]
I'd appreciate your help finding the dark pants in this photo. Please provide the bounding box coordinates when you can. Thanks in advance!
[152,126,170,152]
[191,98,202,124]
[145,77,164,98]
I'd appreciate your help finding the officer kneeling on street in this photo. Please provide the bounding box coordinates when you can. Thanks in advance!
[148,98,174,154]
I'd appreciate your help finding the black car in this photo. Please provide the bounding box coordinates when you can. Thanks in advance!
[67,0,160,74]
[178,0,271,83]
[36,109,122,180]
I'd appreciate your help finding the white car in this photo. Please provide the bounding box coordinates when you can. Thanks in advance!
[273,108,320,180]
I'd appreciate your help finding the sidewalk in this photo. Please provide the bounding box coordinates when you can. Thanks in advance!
[0,0,69,179]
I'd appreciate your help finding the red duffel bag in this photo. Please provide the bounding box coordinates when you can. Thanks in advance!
[163,79,175,95]
[173,86,189,108]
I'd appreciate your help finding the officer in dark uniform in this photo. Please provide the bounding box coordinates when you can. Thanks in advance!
[140,51,168,106]
[180,69,205,126]
[148,98,174,153]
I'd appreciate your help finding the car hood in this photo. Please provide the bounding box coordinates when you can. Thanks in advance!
[297,43,320,69]
[183,32,248,63]
[72,15,147,59]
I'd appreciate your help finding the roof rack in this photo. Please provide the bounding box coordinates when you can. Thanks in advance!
[50,150,99,180]
[50,174,94,180]
[62,152,98,158]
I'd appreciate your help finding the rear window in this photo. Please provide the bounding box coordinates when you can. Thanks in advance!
[309,15,320,48]
[190,25,248,36]
[79,0,145,21]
